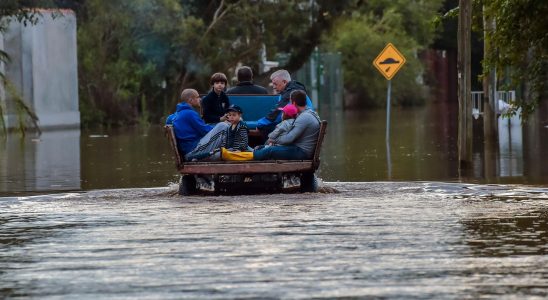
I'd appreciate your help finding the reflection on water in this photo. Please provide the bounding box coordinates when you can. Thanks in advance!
[0,102,547,195]
[1,182,547,298]
[498,114,523,177]
[320,101,460,181]
[79,127,177,190]
[0,129,80,194]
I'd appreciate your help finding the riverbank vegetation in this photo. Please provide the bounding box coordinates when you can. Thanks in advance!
[325,0,444,107]
[75,0,354,127]
[1,0,546,129]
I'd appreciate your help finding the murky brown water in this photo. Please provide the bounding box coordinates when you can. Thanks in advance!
[1,182,547,298]
[1,102,546,195]
[1,103,547,298]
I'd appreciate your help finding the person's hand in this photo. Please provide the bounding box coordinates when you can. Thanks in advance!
[220,114,228,122]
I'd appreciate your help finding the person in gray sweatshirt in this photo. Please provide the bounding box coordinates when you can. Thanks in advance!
[253,90,320,160]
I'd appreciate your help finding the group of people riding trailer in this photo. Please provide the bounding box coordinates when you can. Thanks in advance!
[165,66,326,194]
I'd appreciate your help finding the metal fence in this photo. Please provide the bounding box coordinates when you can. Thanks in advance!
[471,90,516,118]
[293,51,344,113]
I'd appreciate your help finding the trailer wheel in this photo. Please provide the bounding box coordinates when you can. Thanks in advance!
[300,172,318,193]
[179,175,197,195]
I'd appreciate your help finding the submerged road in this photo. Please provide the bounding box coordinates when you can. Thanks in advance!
[1,182,547,299]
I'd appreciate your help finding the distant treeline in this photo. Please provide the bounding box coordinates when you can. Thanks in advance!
[1,0,545,127]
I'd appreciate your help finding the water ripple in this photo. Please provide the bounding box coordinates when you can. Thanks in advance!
[1,182,547,299]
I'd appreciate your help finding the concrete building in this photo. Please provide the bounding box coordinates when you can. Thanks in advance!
[0,9,79,130]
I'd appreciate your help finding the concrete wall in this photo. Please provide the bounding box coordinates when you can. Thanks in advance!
[0,10,79,129]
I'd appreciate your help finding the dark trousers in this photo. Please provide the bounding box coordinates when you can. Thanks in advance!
[253,145,308,160]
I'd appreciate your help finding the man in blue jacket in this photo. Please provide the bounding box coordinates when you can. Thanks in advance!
[255,69,312,140]
[166,89,213,156]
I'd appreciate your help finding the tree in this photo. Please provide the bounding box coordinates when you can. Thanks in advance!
[481,0,548,119]
[76,0,356,127]
[324,0,444,108]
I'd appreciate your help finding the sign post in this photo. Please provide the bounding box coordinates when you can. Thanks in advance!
[373,43,406,179]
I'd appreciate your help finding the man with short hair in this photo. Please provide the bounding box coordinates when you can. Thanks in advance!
[166,89,214,156]
[254,90,321,160]
[226,66,268,95]
[255,69,308,139]
[167,89,232,161]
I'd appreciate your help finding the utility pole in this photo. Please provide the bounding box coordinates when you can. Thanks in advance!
[482,6,498,179]
[457,0,473,172]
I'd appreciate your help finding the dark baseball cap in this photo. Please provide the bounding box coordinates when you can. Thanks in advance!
[226,104,243,114]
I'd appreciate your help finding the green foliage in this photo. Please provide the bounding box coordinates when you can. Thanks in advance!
[76,0,356,127]
[0,79,41,136]
[325,0,444,107]
[77,0,148,127]
[481,0,548,119]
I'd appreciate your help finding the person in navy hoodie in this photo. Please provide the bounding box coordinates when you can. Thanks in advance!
[201,72,230,124]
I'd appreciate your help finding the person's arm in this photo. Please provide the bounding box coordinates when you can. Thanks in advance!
[165,113,175,125]
[236,127,249,151]
[273,117,306,145]
[256,116,275,129]
[268,120,293,142]
[189,111,213,136]
[264,97,288,122]
[267,124,284,141]
[218,92,230,122]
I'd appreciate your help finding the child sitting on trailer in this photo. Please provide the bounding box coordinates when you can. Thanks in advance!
[224,105,249,151]
[264,103,298,147]
[185,105,249,161]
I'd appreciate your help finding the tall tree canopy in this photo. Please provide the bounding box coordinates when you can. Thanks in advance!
[76,0,355,126]
[481,0,548,118]
[2,0,546,126]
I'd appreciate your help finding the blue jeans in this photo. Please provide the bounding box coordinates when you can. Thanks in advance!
[253,145,309,160]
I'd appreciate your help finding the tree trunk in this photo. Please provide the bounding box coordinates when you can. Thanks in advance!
[457,0,473,173]
[482,6,498,180]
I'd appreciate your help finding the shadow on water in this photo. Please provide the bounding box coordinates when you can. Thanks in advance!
[0,101,547,195]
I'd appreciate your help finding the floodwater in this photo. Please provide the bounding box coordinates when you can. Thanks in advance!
[1,102,547,195]
[1,182,547,298]
[1,102,548,298]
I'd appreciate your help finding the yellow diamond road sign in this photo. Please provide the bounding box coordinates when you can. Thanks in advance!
[373,43,406,80]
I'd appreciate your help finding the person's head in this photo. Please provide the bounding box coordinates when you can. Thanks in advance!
[290,90,307,109]
[270,69,291,94]
[225,104,243,125]
[180,88,201,109]
[210,72,228,94]
[236,66,253,82]
[279,104,298,120]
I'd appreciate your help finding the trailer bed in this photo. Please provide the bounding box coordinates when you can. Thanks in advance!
[165,120,327,194]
